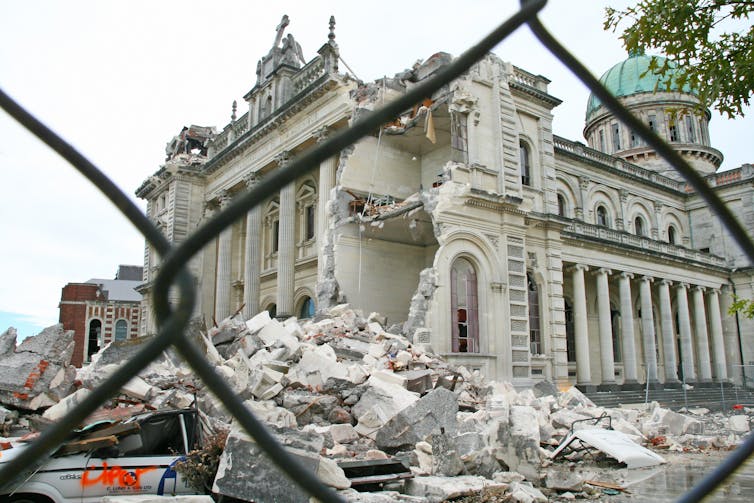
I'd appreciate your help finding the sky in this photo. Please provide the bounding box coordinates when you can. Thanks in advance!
[1,1,751,340]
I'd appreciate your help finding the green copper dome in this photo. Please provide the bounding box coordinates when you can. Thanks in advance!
[585,52,694,120]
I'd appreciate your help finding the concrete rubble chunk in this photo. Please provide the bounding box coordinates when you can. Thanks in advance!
[42,388,90,421]
[374,387,458,451]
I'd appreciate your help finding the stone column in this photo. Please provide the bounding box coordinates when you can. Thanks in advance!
[596,268,617,388]
[576,177,589,220]
[638,276,659,385]
[676,283,697,382]
[618,272,639,387]
[276,152,296,318]
[658,279,680,386]
[242,173,262,320]
[651,201,662,240]
[572,264,592,389]
[214,191,232,322]
[707,288,728,382]
[721,285,742,383]
[314,127,338,277]
[692,286,713,384]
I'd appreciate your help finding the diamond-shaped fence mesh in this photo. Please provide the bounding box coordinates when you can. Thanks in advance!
[1,1,752,502]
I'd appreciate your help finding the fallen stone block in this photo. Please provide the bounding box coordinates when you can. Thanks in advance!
[532,380,559,398]
[42,388,90,421]
[508,481,547,503]
[558,386,595,408]
[429,432,463,476]
[244,399,297,428]
[544,468,584,492]
[404,475,507,503]
[353,375,419,438]
[257,318,301,358]
[329,423,359,444]
[399,369,433,394]
[245,309,272,334]
[213,424,349,502]
[374,387,458,451]
[729,414,750,433]
[283,389,339,425]
[495,405,541,481]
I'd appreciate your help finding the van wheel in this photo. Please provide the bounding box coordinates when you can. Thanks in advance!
[7,494,53,503]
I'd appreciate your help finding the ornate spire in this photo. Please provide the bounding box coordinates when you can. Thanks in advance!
[231,100,237,122]
[328,16,336,43]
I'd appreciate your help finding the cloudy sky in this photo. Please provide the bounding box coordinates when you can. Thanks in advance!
[1,1,751,339]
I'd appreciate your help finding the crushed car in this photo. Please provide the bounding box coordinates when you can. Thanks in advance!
[0,408,202,502]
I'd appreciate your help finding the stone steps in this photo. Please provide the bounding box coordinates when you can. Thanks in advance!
[584,386,754,411]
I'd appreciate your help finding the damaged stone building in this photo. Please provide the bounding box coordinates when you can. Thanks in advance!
[136,16,754,390]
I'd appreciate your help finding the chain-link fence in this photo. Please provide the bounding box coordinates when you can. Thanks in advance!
[1,1,753,501]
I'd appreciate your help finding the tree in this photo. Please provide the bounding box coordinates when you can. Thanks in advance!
[605,0,754,118]
[729,296,754,318]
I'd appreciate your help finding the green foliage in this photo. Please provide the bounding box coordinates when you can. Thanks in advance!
[175,429,229,493]
[729,295,754,318]
[605,0,754,118]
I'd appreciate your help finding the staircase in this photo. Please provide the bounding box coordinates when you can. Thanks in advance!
[584,385,754,411]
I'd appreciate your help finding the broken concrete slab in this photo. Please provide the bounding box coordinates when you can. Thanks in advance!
[0,325,77,410]
[374,387,458,451]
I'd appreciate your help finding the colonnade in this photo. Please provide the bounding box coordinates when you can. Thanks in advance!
[212,131,338,321]
[570,264,729,390]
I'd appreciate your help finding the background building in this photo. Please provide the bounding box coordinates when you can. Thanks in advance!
[59,265,143,367]
[137,16,753,389]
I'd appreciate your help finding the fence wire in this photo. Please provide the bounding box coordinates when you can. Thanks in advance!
[0,0,752,501]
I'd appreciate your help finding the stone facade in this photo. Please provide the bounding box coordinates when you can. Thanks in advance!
[136,16,754,389]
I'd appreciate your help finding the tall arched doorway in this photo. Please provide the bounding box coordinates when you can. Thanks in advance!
[87,319,102,362]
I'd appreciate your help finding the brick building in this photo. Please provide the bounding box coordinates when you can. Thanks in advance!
[59,265,143,367]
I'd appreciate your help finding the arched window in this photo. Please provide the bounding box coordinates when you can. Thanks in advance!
[634,216,646,236]
[115,320,128,342]
[557,194,567,217]
[596,205,609,227]
[528,273,541,354]
[451,257,479,353]
[87,319,102,362]
[564,299,575,363]
[266,303,277,319]
[667,225,677,245]
[519,141,531,186]
[298,297,315,319]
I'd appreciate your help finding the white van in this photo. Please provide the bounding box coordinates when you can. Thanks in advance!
[0,409,202,502]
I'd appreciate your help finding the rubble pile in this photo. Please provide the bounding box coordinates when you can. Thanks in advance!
[1,308,753,501]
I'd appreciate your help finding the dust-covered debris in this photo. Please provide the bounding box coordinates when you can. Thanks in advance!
[1,306,752,502]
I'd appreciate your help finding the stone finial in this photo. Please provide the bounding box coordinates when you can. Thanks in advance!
[328,16,336,43]
[231,100,237,122]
